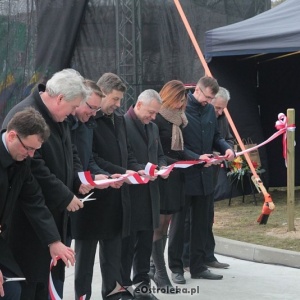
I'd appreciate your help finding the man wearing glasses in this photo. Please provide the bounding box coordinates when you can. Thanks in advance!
[2,69,92,299]
[182,87,234,274]
[68,79,125,300]
[168,76,235,284]
[0,108,76,299]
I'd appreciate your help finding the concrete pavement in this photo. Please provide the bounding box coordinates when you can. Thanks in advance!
[63,237,300,299]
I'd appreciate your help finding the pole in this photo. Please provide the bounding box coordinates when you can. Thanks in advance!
[173,0,270,198]
[287,109,295,231]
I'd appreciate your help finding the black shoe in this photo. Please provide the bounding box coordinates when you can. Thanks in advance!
[191,270,223,280]
[171,272,186,284]
[205,261,230,269]
[134,290,158,300]
[134,283,158,300]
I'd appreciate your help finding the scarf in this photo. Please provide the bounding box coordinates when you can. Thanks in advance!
[159,107,188,151]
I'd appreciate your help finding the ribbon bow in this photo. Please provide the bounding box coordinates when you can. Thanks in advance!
[275,113,296,166]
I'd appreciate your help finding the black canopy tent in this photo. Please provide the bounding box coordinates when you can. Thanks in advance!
[204,0,300,187]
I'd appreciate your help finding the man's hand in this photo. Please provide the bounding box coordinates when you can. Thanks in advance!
[159,166,169,179]
[94,174,110,189]
[199,154,213,167]
[125,170,136,175]
[78,183,93,195]
[49,241,75,268]
[139,169,157,181]
[67,195,84,212]
[94,174,108,181]
[224,149,235,161]
[109,174,124,189]
[0,270,4,297]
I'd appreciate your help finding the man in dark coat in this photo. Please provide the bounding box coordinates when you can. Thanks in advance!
[205,87,234,268]
[168,77,235,284]
[122,89,167,300]
[2,69,92,299]
[72,73,143,300]
[0,108,76,299]
[182,87,234,271]
[68,79,124,300]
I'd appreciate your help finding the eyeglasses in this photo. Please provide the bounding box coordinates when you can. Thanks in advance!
[16,134,37,152]
[86,101,101,112]
[199,86,215,101]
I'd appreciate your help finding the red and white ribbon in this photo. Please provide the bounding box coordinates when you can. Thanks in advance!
[49,258,62,300]
[236,113,296,166]
[79,160,207,187]
[78,171,96,186]
[144,162,158,177]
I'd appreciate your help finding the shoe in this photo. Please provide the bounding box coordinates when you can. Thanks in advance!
[191,270,223,280]
[171,272,186,284]
[183,267,190,273]
[134,283,158,300]
[205,261,230,269]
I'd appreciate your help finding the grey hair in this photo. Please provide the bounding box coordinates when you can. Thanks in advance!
[46,69,91,102]
[137,89,162,105]
[214,87,230,102]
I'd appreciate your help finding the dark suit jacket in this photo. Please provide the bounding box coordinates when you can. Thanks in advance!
[1,85,83,281]
[183,93,232,196]
[71,109,142,240]
[124,106,166,230]
[0,131,60,277]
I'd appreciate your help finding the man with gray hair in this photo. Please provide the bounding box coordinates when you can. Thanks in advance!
[121,89,168,300]
[2,68,92,299]
[205,87,234,268]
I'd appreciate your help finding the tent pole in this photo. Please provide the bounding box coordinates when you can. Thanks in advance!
[173,0,275,222]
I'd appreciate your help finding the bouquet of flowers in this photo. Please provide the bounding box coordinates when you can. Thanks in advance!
[227,156,260,187]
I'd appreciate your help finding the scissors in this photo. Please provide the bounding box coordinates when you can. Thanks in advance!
[3,276,26,283]
[79,192,96,203]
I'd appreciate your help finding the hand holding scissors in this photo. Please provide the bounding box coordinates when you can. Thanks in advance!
[79,192,96,203]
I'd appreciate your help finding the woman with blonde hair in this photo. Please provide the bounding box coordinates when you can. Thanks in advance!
[151,80,188,291]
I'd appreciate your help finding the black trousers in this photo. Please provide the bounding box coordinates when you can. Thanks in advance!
[121,230,153,286]
[182,201,216,266]
[168,194,214,276]
[74,235,122,300]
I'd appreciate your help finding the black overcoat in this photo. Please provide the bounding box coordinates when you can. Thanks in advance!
[1,85,83,281]
[0,131,60,278]
[124,106,166,230]
[71,109,142,240]
[183,93,232,196]
[153,113,187,213]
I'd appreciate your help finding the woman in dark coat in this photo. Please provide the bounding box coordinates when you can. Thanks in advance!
[151,80,188,289]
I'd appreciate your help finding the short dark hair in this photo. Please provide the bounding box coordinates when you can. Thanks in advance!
[198,76,219,95]
[7,107,50,142]
[97,73,127,95]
